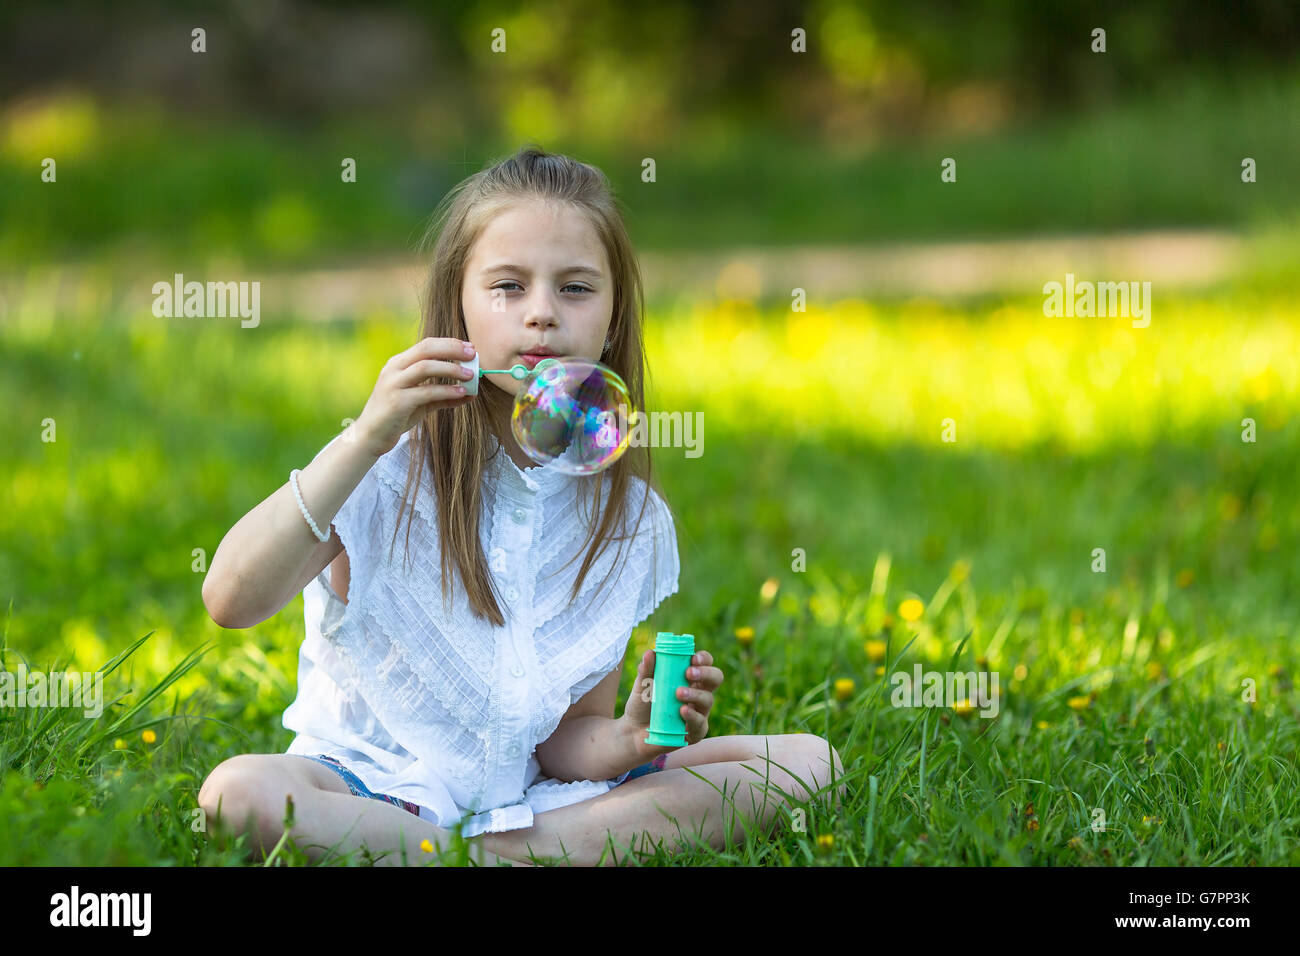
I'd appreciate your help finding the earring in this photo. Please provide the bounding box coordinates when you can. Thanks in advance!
[602,339,613,354]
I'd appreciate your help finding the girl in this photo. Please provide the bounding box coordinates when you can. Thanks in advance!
[199,146,845,866]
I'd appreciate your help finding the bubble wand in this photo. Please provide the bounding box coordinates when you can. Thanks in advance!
[456,353,630,475]
[457,353,561,394]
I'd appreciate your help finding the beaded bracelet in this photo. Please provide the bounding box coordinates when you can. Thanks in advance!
[289,468,330,543]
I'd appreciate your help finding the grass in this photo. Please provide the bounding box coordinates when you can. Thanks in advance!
[1,260,1297,865]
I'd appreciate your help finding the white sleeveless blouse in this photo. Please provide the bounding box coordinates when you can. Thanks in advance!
[282,428,680,838]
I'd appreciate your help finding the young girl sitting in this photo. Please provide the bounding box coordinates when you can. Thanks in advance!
[199,145,845,866]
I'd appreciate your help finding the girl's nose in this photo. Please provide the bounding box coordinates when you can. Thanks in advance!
[524,291,560,329]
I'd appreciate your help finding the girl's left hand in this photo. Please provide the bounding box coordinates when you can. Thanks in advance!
[621,649,724,759]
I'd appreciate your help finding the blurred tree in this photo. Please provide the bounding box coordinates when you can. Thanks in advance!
[1,0,1296,139]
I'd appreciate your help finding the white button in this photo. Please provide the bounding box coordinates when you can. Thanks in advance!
[511,665,524,678]
[506,587,519,602]
[507,743,520,757]
[512,508,527,524]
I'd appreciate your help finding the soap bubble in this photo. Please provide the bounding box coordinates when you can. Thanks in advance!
[511,357,632,474]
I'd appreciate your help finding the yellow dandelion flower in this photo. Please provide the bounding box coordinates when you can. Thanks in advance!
[898,598,924,622]
[864,639,887,662]
[816,833,834,850]
[113,739,126,750]
[141,729,157,744]
[1067,695,1092,712]
[1217,741,1226,752]
[759,578,779,605]
[1014,664,1028,681]
[1146,661,1164,680]
[1027,818,1040,832]
[734,625,755,646]
[952,699,976,717]
[1142,815,1162,826]
[420,839,435,853]
[833,678,855,701]
[1036,720,1050,729]
[875,665,885,676]
[1067,836,1083,850]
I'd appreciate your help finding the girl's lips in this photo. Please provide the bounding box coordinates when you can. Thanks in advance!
[519,353,555,369]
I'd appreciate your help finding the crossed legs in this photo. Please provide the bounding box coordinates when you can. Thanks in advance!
[477,733,846,866]
[198,733,845,867]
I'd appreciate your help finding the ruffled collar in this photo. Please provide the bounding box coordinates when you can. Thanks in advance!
[483,431,581,504]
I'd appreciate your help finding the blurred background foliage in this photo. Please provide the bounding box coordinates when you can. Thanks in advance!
[1,0,1298,265]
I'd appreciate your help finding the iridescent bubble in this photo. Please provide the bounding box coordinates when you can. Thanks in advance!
[511,357,632,474]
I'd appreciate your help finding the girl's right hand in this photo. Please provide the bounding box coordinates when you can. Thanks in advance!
[354,337,477,459]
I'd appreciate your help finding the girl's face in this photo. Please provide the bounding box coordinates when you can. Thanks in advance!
[461,199,614,398]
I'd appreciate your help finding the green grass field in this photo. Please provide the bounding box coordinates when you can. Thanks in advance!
[2,268,1297,865]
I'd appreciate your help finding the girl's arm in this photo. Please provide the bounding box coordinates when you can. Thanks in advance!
[536,716,646,784]
[537,648,722,781]
[201,436,377,629]
[536,668,644,782]
[202,335,478,630]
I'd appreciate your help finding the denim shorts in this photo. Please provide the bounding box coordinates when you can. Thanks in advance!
[299,751,669,817]
[620,752,669,782]
[298,754,423,817]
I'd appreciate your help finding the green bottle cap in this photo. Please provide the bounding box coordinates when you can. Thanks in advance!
[654,632,695,655]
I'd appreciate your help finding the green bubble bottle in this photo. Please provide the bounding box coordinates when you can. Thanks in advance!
[645,632,696,747]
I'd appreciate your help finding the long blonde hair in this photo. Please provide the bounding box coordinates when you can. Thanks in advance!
[386,144,664,627]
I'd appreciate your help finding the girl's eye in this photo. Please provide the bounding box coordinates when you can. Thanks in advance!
[491,282,591,295]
